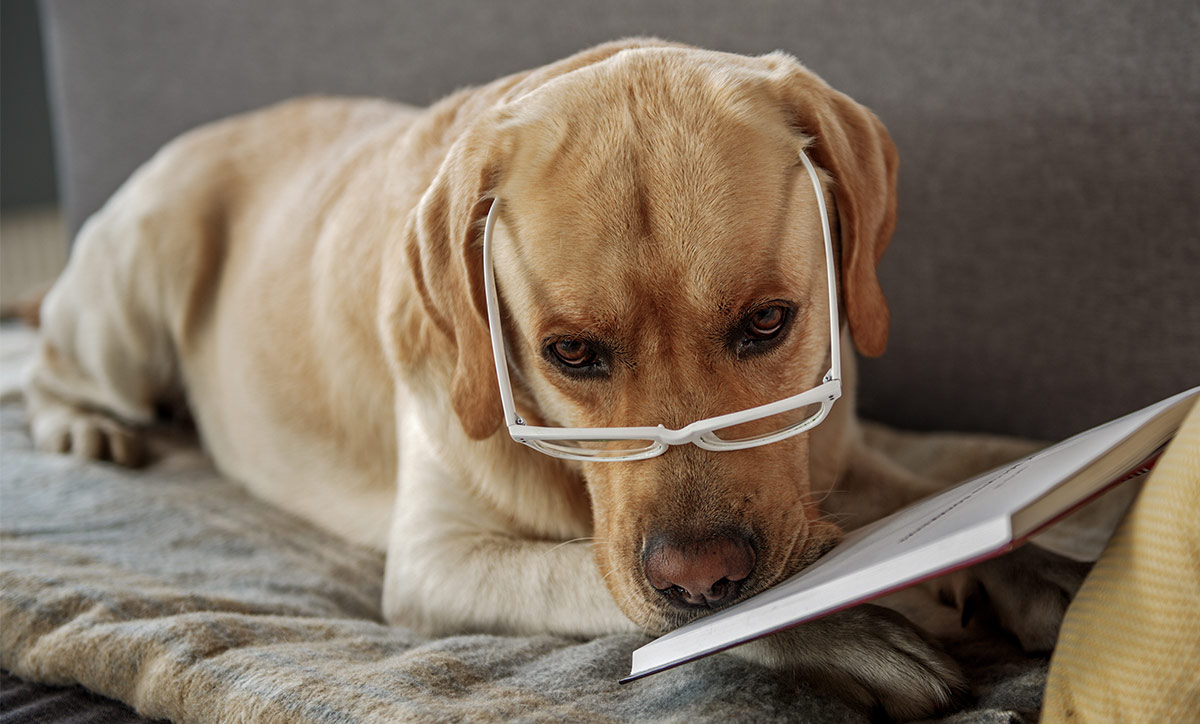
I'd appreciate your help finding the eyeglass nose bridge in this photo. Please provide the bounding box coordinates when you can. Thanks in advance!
[653,423,708,447]
[648,393,835,450]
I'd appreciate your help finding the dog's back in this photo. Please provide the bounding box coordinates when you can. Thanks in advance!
[27,97,422,546]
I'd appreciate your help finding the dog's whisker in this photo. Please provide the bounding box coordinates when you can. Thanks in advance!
[808,489,834,505]
[812,510,849,523]
[808,486,851,506]
[544,536,603,555]
[808,512,852,530]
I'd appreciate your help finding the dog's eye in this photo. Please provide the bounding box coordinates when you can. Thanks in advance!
[732,303,793,358]
[747,306,786,340]
[545,338,606,374]
[552,339,595,366]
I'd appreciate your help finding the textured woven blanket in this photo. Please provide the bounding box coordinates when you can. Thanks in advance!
[0,326,1061,722]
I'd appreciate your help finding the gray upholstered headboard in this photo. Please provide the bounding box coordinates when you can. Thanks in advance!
[39,0,1200,441]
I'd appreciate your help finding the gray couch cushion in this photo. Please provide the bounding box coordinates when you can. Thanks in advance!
[39,0,1200,439]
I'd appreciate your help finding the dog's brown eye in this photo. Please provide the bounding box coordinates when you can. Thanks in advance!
[747,306,787,340]
[543,336,611,378]
[550,339,598,368]
[731,303,794,359]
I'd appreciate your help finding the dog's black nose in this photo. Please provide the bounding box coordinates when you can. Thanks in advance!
[643,532,755,609]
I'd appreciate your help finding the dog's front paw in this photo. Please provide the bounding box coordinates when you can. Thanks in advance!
[938,544,1093,652]
[732,604,968,720]
[29,401,145,467]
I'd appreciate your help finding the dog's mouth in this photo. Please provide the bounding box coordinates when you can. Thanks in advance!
[652,582,755,630]
[655,576,748,610]
[641,527,838,630]
[648,573,780,632]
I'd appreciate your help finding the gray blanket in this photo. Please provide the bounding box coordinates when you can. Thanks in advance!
[0,327,1048,722]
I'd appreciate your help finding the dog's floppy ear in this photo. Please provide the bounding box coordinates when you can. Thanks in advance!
[772,56,899,357]
[405,134,505,440]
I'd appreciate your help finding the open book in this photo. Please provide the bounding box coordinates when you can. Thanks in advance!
[623,386,1199,682]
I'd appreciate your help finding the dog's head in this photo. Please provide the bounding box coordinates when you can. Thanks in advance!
[407,43,897,633]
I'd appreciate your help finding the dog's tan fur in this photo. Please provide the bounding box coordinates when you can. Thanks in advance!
[25,40,1089,719]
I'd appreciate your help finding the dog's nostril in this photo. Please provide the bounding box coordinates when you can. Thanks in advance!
[643,533,756,609]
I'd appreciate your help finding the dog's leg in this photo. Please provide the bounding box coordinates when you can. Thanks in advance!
[383,440,639,638]
[25,187,182,466]
[730,605,968,719]
[933,543,1093,652]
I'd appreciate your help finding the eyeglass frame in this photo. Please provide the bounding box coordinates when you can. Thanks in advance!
[481,149,842,462]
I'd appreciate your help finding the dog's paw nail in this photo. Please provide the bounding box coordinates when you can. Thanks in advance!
[30,406,145,467]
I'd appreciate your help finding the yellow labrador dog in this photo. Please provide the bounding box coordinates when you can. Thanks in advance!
[25,39,1084,719]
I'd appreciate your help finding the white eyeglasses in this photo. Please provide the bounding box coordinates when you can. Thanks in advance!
[482,150,842,462]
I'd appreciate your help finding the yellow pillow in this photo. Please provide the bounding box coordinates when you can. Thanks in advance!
[1042,399,1200,722]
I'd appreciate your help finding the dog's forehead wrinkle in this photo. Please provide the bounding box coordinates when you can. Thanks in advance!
[505,62,801,238]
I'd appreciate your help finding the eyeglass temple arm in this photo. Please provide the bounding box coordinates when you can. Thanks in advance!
[797,150,841,383]
[482,201,526,426]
